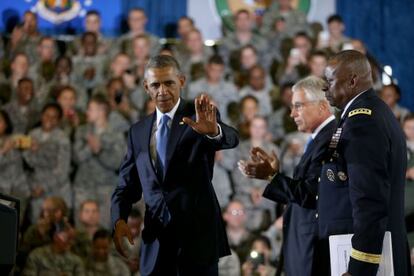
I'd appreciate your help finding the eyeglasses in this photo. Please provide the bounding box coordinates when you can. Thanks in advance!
[290,100,318,111]
[229,209,245,216]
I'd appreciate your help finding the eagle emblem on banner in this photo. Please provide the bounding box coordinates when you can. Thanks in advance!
[34,0,82,24]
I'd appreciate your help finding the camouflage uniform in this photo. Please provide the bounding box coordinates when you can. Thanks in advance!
[23,127,72,221]
[187,78,239,124]
[116,32,160,57]
[0,136,29,198]
[27,65,55,109]
[72,54,106,94]
[261,5,310,37]
[73,124,126,227]
[219,33,268,65]
[48,75,89,112]
[108,109,138,135]
[0,76,14,105]
[176,46,214,83]
[231,140,279,231]
[23,244,85,276]
[3,100,40,134]
[70,34,114,56]
[239,83,274,117]
[85,255,130,276]
[9,34,41,64]
[71,225,105,262]
[20,224,51,259]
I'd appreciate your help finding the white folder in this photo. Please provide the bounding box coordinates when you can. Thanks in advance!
[329,231,394,276]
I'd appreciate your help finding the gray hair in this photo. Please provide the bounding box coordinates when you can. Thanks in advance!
[292,76,327,102]
[144,55,183,78]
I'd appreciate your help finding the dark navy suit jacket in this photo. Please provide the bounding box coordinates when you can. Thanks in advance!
[111,100,239,275]
[318,89,410,275]
[263,119,336,276]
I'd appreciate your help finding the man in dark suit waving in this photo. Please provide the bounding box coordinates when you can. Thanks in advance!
[111,55,239,276]
[238,76,336,275]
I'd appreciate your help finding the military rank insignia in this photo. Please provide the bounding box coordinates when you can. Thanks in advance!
[348,108,372,117]
[329,127,342,150]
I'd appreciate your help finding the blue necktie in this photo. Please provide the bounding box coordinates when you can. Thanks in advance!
[304,136,314,153]
[156,114,170,177]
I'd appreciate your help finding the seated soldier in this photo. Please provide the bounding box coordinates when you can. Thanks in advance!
[85,229,129,276]
[3,77,39,134]
[72,199,103,261]
[22,103,71,222]
[23,222,84,276]
[223,200,257,264]
[232,116,278,232]
[73,95,125,228]
[20,196,69,254]
[241,236,276,276]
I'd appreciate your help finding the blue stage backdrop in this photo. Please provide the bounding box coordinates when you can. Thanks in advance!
[0,0,186,37]
[337,0,414,111]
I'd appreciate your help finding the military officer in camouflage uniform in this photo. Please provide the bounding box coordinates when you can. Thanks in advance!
[22,103,72,221]
[187,55,239,124]
[0,110,29,210]
[72,32,106,96]
[85,229,130,276]
[260,0,310,37]
[116,8,160,57]
[73,95,125,228]
[23,222,85,276]
[0,53,30,105]
[219,9,268,66]
[3,77,40,134]
[7,11,41,64]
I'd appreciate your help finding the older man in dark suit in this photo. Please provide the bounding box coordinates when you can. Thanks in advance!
[111,55,239,276]
[239,75,336,275]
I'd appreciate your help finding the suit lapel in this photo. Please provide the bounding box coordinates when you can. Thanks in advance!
[143,112,159,181]
[294,120,336,177]
[294,143,314,177]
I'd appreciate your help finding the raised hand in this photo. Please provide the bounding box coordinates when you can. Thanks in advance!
[87,133,101,154]
[182,94,219,136]
[237,147,279,180]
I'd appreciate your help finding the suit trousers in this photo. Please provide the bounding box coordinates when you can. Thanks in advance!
[146,221,219,276]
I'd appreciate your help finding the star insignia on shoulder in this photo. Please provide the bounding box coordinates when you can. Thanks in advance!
[348,108,372,117]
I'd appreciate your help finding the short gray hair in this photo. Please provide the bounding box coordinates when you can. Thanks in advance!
[144,55,183,78]
[292,76,327,102]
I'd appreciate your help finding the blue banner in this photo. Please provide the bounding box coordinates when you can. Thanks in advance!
[0,0,187,37]
[1,0,123,36]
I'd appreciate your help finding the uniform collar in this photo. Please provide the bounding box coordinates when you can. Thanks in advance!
[155,98,181,127]
[341,89,370,118]
[312,115,336,139]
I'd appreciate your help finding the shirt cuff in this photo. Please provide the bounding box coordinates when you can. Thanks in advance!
[206,124,223,140]
[268,171,278,181]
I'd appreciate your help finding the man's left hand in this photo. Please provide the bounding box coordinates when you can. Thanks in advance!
[238,147,278,180]
[183,94,219,136]
[342,273,352,276]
